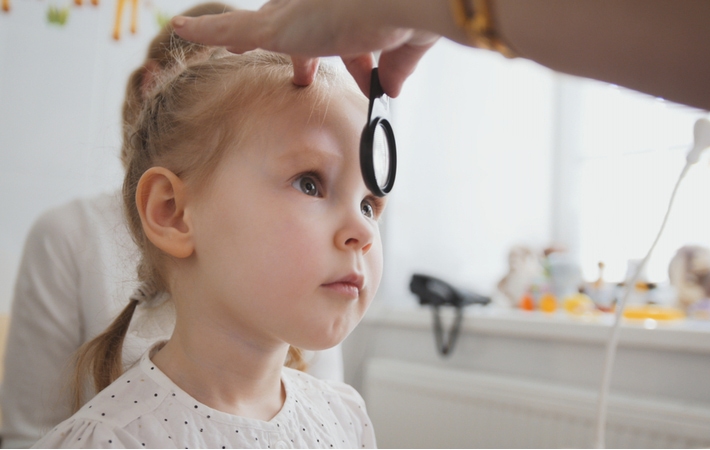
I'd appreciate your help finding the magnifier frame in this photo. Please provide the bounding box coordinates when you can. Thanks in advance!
[360,68,397,197]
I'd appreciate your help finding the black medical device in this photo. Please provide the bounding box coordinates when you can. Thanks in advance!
[360,68,397,197]
[410,273,490,357]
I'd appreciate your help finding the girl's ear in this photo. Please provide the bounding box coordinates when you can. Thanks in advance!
[136,167,194,258]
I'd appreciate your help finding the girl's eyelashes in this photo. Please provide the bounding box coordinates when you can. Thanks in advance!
[361,195,385,220]
[292,172,323,197]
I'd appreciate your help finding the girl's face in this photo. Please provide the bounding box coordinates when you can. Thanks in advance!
[186,86,384,352]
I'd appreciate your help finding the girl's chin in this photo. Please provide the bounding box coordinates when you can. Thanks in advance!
[293,330,351,352]
[286,311,365,350]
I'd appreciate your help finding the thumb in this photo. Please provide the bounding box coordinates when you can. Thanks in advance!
[377,39,437,97]
[342,54,376,97]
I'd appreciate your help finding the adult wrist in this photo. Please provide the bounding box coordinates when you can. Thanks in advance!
[449,0,517,57]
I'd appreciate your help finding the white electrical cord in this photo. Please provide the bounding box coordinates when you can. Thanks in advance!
[593,117,710,448]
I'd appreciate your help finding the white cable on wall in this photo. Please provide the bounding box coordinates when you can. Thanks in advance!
[593,117,710,448]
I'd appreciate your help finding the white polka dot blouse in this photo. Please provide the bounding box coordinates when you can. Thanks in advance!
[32,343,376,449]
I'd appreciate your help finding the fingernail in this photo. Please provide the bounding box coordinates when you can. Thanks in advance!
[172,16,187,28]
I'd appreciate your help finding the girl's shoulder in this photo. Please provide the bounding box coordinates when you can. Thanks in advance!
[32,350,178,449]
[31,362,165,448]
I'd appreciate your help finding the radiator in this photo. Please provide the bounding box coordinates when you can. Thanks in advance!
[363,358,710,448]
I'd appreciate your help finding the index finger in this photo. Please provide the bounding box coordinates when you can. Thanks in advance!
[377,40,437,97]
[291,56,320,87]
[171,11,263,54]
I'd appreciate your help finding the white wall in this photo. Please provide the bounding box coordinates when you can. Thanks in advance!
[0,0,266,313]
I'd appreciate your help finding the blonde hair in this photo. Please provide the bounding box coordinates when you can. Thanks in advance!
[72,17,355,412]
[120,2,235,169]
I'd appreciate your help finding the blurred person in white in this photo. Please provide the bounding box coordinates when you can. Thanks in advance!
[0,4,343,447]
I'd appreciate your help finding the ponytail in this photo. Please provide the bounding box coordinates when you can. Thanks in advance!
[71,299,139,412]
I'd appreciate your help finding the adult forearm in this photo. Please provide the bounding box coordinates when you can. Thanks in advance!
[173,0,710,108]
[495,0,710,109]
[369,0,467,45]
[376,0,710,109]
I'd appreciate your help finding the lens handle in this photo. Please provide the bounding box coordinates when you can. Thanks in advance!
[360,68,397,197]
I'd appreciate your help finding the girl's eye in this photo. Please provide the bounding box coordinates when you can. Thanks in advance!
[361,201,375,219]
[293,175,321,197]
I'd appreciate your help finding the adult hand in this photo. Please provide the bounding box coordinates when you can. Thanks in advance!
[171,0,443,97]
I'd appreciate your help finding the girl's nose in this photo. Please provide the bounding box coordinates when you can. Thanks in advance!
[334,206,375,255]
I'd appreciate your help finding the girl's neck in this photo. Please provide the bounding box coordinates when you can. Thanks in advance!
[151,317,288,421]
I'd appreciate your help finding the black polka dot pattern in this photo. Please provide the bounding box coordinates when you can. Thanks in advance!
[38,356,375,449]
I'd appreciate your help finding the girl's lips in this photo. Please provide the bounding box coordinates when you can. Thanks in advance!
[321,273,364,298]
[322,281,360,298]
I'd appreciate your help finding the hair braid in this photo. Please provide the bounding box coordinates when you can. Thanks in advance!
[71,299,139,412]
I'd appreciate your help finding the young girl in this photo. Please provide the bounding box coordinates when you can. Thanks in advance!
[32,35,382,449]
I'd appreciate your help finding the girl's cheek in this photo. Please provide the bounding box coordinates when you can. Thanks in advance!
[369,241,385,284]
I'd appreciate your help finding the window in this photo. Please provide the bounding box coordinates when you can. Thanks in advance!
[558,77,708,283]
[384,39,708,308]
[383,40,555,306]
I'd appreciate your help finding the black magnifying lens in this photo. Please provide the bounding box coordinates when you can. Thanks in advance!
[360,68,397,197]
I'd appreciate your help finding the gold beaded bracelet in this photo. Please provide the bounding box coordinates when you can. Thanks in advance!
[449,0,517,58]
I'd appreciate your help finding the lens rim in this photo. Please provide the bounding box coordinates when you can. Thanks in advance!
[361,117,397,196]
[360,68,397,197]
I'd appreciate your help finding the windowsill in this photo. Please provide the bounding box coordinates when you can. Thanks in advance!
[363,302,710,354]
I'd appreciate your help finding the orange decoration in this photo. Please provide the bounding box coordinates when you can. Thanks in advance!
[3,0,140,40]
[539,293,557,313]
[519,293,535,311]
[113,0,124,39]
[130,0,138,33]
[113,0,140,40]
[622,305,685,321]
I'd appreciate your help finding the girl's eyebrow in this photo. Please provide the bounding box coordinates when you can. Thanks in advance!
[275,146,343,168]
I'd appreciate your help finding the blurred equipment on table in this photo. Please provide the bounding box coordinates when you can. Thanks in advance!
[410,273,490,357]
